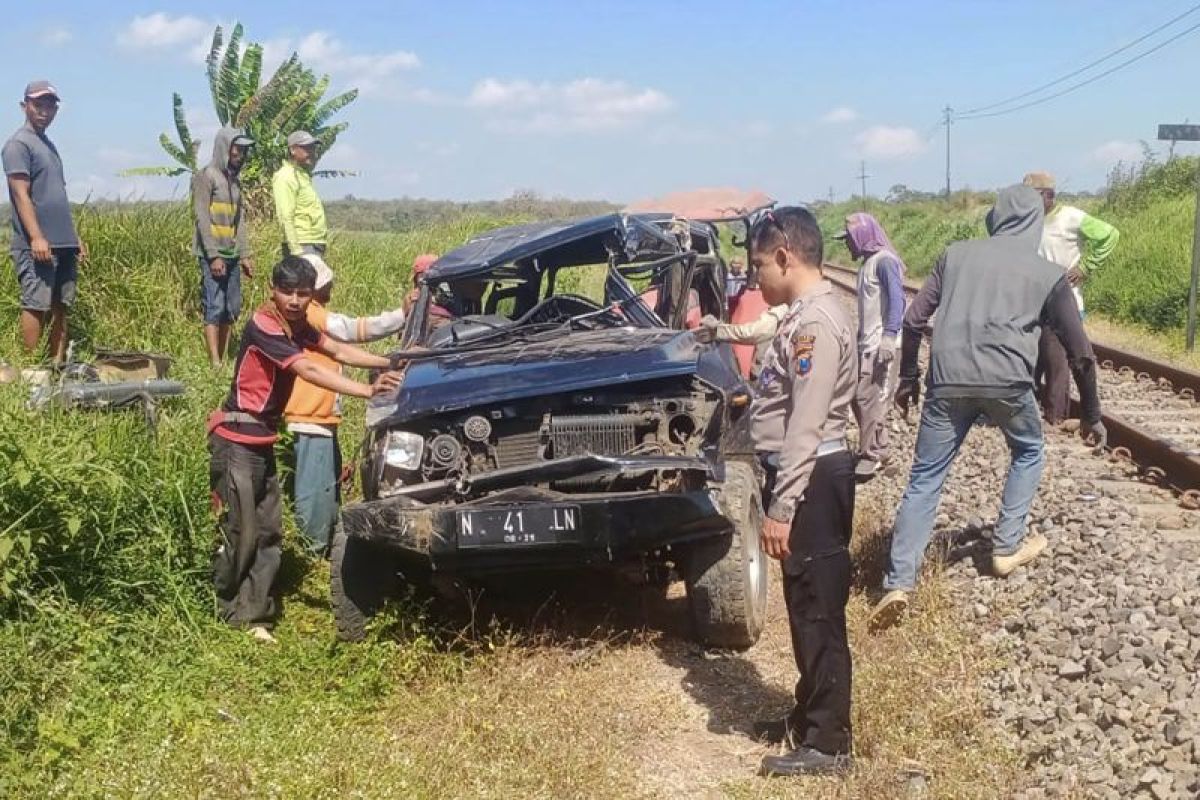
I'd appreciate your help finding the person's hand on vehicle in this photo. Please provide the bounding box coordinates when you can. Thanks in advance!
[878,334,898,364]
[1081,419,1107,449]
[210,257,227,279]
[762,517,791,560]
[895,377,921,419]
[694,315,721,344]
[372,370,403,395]
[31,235,51,263]
[1066,265,1086,287]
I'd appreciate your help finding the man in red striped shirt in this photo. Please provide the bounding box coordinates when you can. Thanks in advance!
[209,256,402,640]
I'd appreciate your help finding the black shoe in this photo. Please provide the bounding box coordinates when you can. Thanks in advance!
[751,718,797,748]
[760,746,852,777]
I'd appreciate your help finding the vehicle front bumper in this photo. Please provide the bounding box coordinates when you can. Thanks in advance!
[340,485,732,573]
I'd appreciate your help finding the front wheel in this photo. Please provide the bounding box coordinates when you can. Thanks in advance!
[330,521,400,642]
[682,461,768,649]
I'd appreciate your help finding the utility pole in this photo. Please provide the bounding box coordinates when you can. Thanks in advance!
[856,161,870,210]
[1158,123,1200,350]
[827,185,835,204]
[943,105,953,199]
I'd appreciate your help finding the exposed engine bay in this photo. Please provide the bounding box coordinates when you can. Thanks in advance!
[369,377,721,500]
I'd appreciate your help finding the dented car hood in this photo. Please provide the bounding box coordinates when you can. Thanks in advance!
[371,328,721,425]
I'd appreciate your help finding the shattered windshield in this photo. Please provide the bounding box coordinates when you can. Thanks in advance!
[409,215,726,349]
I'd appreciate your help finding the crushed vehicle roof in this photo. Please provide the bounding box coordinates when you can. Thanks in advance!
[423,213,715,282]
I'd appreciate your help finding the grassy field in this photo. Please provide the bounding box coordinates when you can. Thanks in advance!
[0,202,1024,797]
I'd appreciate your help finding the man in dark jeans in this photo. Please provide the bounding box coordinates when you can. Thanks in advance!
[870,185,1107,631]
[209,256,402,641]
[746,208,858,777]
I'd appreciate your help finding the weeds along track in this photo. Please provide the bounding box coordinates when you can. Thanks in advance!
[824,262,1200,508]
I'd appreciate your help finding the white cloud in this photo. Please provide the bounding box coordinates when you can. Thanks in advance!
[117,13,210,53]
[1090,139,1143,165]
[467,77,673,133]
[40,27,73,46]
[820,106,858,124]
[258,36,294,73]
[295,31,419,93]
[854,125,926,160]
[184,106,220,155]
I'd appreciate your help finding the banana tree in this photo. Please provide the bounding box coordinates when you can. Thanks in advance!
[124,23,358,215]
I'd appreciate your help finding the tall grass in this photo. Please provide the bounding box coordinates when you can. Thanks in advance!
[0,204,544,794]
[0,204,526,606]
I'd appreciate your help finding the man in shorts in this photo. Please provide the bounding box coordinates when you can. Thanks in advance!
[3,80,87,362]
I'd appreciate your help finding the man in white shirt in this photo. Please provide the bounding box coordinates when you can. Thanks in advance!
[1023,172,1119,425]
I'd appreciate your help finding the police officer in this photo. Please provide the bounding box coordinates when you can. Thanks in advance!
[747,207,857,777]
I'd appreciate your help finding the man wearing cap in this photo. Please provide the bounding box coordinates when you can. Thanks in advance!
[284,252,408,554]
[193,126,255,366]
[272,131,327,258]
[1022,171,1120,425]
[3,80,87,362]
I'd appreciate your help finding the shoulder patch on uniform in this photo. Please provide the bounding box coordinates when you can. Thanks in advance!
[792,332,815,376]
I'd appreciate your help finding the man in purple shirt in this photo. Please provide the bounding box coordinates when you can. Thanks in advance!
[836,213,906,480]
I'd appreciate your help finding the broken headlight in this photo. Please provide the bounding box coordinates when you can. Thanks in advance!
[383,430,424,471]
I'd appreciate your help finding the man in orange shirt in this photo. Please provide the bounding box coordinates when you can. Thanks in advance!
[285,253,408,554]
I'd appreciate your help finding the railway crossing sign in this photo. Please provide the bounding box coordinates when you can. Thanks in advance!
[1157,123,1200,350]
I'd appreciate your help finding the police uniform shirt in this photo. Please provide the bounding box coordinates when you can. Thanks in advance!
[750,280,857,523]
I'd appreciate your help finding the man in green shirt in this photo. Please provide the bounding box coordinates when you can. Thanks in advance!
[272,131,327,257]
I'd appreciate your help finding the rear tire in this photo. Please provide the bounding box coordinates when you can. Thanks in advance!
[683,461,768,649]
[330,521,400,642]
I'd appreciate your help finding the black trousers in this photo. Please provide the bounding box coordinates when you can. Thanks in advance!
[759,449,855,756]
[210,434,283,626]
[1035,326,1071,424]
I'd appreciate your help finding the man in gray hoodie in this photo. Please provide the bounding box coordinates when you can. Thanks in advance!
[870,185,1106,630]
[193,127,255,366]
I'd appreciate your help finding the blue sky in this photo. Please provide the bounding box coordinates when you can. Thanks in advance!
[4,0,1200,204]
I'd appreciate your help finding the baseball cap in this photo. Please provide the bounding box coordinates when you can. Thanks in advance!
[24,80,60,101]
[231,133,255,147]
[412,253,438,276]
[1022,171,1056,191]
[301,253,334,290]
[287,130,318,147]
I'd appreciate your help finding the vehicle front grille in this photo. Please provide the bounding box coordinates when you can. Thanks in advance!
[494,424,543,469]
[550,413,640,458]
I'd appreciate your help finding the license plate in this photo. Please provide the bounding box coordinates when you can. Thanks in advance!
[457,505,581,548]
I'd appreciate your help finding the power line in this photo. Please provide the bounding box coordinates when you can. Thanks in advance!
[961,2,1200,116]
[957,18,1200,120]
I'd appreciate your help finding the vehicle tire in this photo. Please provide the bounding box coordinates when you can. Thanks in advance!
[682,460,768,650]
[330,521,399,642]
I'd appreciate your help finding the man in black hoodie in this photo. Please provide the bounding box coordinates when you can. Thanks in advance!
[870,185,1106,630]
[193,126,255,366]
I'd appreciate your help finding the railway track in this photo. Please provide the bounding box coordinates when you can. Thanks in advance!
[822,262,1200,506]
